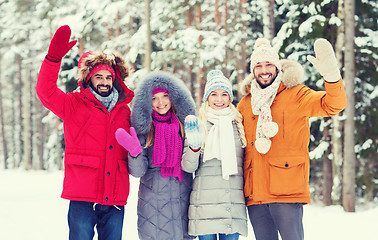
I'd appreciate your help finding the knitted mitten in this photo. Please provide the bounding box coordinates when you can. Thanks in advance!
[46,25,77,63]
[307,38,341,82]
[184,115,203,151]
[115,127,142,157]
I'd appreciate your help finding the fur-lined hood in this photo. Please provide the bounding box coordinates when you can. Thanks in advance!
[239,59,304,95]
[77,51,133,103]
[131,71,196,135]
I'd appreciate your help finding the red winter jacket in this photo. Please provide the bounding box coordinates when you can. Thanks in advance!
[37,59,134,205]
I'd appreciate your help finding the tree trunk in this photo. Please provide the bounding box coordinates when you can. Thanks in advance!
[56,117,63,170]
[106,23,112,41]
[79,37,85,56]
[342,0,356,212]
[331,0,345,204]
[236,0,248,100]
[186,3,195,97]
[215,0,221,33]
[224,0,229,75]
[196,4,204,106]
[0,51,9,169]
[17,54,24,168]
[144,0,152,72]
[11,61,17,168]
[23,64,31,170]
[35,95,45,170]
[116,11,121,37]
[322,124,333,206]
[263,0,275,40]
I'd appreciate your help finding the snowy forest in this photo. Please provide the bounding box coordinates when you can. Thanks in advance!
[0,0,376,213]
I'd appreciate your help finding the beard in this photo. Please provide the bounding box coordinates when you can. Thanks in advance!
[90,82,113,97]
[255,69,279,89]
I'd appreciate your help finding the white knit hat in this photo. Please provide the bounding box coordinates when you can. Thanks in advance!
[203,70,234,102]
[250,38,281,72]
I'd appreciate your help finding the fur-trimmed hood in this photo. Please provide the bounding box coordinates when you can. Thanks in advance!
[77,51,133,103]
[239,59,304,95]
[131,71,196,135]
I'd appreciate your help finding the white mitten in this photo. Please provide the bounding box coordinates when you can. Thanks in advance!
[184,115,204,150]
[262,122,279,138]
[255,138,271,154]
[307,38,341,82]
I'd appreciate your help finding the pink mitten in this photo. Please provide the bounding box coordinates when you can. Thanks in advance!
[115,127,142,157]
[46,25,77,62]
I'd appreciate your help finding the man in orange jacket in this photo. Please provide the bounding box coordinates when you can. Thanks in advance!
[237,38,347,240]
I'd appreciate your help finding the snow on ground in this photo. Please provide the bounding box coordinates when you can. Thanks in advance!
[0,170,377,240]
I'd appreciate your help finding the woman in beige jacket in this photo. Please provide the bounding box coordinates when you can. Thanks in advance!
[182,70,248,240]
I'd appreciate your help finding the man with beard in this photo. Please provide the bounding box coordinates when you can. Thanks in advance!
[237,38,347,240]
[36,25,134,240]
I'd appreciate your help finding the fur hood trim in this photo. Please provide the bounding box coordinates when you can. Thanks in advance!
[131,71,196,135]
[78,51,129,86]
[239,59,304,96]
[78,51,133,103]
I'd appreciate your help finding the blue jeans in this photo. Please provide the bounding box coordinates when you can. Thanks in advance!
[68,201,124,240]
[198,233,239,240]
[247,203,304,240]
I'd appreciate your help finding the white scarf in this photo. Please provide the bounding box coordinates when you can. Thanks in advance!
[203,107,237,180]
[250,73,281,154]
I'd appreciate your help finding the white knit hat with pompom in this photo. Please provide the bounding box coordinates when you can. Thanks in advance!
[250,38,281,72]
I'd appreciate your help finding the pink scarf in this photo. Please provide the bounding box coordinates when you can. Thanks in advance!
[152,110,184,181]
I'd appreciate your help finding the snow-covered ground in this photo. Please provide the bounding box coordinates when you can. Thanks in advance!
[0,170,377,240]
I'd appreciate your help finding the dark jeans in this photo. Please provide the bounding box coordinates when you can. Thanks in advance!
[68,200,124,240]
[247,203,304,240]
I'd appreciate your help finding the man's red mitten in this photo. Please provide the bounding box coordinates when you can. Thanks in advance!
[46,25,77,63]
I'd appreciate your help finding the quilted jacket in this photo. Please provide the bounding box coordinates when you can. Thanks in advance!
[182,121,248,237]
[129,71,196,240]
[237,60,347,206]
[36,55,134,206]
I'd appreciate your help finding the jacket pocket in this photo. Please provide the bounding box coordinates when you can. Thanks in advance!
[64,154,100,198]
[244,166,253,198]
[269,157,306,196]
[114,159,130,202]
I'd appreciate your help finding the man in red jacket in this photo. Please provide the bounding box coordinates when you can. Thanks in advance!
[36,25,134,240]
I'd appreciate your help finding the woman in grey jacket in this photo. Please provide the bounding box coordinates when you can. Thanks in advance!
[182,70,248,240]
[115,71,196,240]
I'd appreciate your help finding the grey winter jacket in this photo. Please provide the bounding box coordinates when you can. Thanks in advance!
[182,121,248,237]
[129,71,196,240]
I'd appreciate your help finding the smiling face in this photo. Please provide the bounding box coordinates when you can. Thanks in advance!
[152,92,172,115]
[89,70,114,96]
[207,89,231,110]
[253,61,278,89]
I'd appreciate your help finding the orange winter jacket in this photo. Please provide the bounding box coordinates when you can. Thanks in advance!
[237,60,347,206]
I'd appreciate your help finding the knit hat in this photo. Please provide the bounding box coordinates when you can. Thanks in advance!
[250,38,281,72]
[203,70,233,102]
[152,87,168,95]
[86,64,115,83]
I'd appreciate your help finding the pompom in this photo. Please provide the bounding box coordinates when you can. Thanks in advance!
[262,122,279,138]
[206,70,224,81]
[255,138,271,154]
[254,38,271,49]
